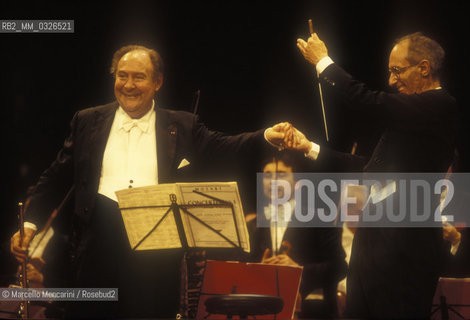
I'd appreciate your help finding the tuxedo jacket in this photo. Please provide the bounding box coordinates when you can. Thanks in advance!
[315,63,458,173]
[247,218,347,299]
[314,64,458,318]
[25,101,265,253]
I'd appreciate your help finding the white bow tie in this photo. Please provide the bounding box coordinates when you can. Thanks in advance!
[121,117,150,133]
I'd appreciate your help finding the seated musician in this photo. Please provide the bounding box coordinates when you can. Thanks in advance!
[245,151,347,318]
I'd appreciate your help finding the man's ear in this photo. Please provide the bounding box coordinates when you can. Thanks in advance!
[418,59,431,77]
[155,74,163,92]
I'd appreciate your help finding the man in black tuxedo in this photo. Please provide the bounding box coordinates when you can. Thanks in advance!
[10,45,289,318]
[246,151,347,318]
[282,32,458,318]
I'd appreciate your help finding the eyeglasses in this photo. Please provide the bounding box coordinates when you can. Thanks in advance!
[388,64,418,77]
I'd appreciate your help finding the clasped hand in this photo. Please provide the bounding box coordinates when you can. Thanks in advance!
[10,228,36,263]
[266,122,312,154]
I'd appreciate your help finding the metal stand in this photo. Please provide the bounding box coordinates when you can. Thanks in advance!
[132,191,243,252]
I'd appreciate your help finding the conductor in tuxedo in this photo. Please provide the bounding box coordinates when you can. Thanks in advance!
[283,32,458,318]
[10,45,288,318]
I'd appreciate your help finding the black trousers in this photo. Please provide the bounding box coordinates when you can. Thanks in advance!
[345,227,442,319]
[67,194,183,319]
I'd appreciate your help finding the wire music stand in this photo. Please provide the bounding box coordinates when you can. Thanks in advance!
[131,190,244,252]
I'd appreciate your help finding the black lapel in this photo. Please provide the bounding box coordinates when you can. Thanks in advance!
[156,108,177,183]
[89,102,118,177]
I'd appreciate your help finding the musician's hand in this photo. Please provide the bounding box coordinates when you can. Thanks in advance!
[266,122,313,153]
[262,253,299,267]
[10,228,36,263]
[265,122,294,148]
[288,127,313,154]
[262,248,272,262]
[297,33,328,66]
[17,258,45,287]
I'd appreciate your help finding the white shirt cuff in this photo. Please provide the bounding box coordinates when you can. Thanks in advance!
[305,142,320,160]
[24,222,38,232]
[316,56,334,75]
[450,239,461,256]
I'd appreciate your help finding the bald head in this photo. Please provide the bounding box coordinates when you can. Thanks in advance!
[395,32,445,78]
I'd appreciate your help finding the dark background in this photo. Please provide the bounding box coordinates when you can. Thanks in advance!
[1,0,469,282]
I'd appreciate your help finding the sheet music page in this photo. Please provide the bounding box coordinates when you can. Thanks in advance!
[176,182,250,252]
[115,184,182,250]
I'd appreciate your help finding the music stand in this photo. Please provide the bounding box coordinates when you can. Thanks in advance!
[117,184,250,318]
[138,192,247,319]
[130,190,244,253]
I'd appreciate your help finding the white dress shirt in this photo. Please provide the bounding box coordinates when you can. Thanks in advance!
[264,199,295,253]
[98,102,158,201]
[25,102,159,231]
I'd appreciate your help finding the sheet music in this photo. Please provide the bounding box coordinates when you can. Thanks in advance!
[177,182,250,252]
[115,184,182,250]
[115,182,250,252]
